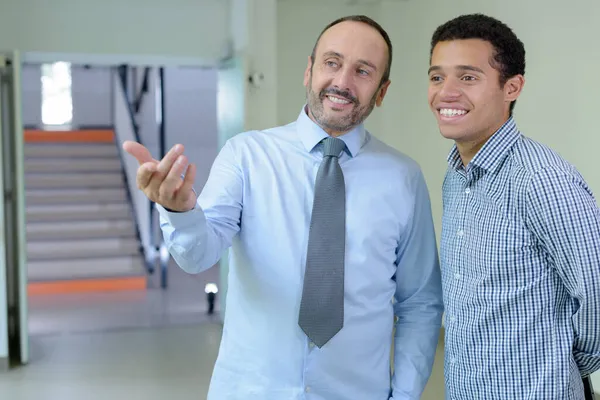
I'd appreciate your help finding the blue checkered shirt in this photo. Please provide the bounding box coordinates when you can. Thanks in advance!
[440,117,600,399]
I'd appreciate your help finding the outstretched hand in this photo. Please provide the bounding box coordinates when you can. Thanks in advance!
[122,141,197,212]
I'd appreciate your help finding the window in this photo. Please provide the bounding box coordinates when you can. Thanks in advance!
[41,62,73,127]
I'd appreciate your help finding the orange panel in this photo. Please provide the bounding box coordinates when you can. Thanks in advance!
[24,129,115,143]
[28,276,146,295]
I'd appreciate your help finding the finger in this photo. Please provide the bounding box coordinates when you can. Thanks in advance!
[156,144,185,176]
[136,162,158,191]
[177,162,196,199]
[145,165,166,200]
[159,155,188,201]
[123,141,155,165]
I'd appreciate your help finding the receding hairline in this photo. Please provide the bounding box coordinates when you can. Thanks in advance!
[312,20,390,61]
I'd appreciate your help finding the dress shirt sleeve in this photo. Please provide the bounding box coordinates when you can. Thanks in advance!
[526,166,600,377]
[156,139,243,274]
[390,167,444,399]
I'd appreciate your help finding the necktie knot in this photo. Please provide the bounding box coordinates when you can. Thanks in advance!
[322,137,346,158]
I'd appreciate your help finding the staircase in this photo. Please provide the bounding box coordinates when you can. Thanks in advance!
[24,129,147,294]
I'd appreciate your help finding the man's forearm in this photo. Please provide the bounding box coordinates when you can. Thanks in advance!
[157,203,233,274]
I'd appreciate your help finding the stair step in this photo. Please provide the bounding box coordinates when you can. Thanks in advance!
[24,143,119,158]
[27,237,141,261]
[27,219,137,240]
[25,158,122,173]
[25,172,124,189]
[26,188,128,205]
[27,255,147,281]
[27,203,131,222]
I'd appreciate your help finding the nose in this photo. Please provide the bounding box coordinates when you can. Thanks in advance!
[331,66,354,91]
[438,78,461,100]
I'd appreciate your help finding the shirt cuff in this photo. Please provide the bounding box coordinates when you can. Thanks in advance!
[155,201,204,229]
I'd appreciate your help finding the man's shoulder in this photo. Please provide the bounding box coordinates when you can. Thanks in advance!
[363,133,423,175]
[512,135,582,181]
[224,122,297,150]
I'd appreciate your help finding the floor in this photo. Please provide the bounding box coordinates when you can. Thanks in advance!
[27,260,221,336]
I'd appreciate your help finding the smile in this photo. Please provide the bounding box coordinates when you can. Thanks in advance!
[326,95,352,105]
[439,108,468,117]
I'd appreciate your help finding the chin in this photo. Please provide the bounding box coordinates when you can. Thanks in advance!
[438,126,467,141]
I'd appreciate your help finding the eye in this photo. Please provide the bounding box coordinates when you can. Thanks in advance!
[325,61,338,68]
[357,69,369,76]
[429,75,442,82]
[461,75,476,81]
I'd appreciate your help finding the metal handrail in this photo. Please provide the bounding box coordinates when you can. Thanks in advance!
[114,65,155,276]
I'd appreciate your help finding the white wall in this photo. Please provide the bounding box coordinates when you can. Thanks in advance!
[21,65,42,127]
[72,66,112,127]
[0,0,229,63]
[164,67,219,190]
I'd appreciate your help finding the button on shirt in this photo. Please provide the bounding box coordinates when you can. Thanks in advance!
[157,107,443,400]
[441,117,600,399]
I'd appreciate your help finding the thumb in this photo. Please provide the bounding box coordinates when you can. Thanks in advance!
[123,141,155,165]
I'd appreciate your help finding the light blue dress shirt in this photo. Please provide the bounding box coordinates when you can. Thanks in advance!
[157,106,444,400]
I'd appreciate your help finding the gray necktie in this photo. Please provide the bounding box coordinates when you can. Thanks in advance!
[298,136,346,348]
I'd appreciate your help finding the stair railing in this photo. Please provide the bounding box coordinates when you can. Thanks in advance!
[113,65,155,276]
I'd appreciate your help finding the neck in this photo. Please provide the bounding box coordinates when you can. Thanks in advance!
[456,116,511,167]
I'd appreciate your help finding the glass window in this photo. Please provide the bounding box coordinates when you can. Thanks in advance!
[41,62,73,127]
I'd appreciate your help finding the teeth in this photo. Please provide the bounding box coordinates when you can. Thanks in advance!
[327,96,350,105]
[440,108,467,117]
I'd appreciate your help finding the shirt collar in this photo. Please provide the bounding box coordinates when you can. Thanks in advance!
[296,105,365,157]
[447,116,521,173]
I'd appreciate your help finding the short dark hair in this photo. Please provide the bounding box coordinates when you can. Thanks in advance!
[310,15,393,87]
[430,14,525,114]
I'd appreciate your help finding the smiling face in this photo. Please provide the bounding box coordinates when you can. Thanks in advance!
[428,39,524,151]
[304,20,391,136]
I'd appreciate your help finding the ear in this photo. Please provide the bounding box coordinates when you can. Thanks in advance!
[504,74,525,103]
[303,55,313,87]
[375,80,391,107]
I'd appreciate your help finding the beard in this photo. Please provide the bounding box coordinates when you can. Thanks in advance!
[306,74,378,134]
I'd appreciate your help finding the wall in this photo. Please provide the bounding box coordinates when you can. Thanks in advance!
[0,0,229,64]
[163,67,219,190]
[21,65,42,127]
[72,66,112,127]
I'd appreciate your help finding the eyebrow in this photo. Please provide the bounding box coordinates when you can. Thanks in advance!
[428,65,485,75]
[323,51,378,71]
